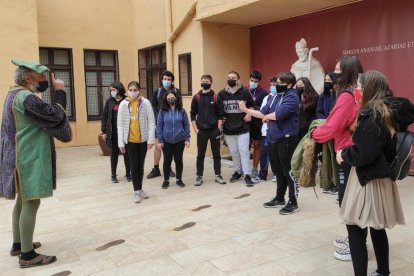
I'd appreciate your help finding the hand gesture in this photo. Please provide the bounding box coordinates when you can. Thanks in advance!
[51,72,65,90]
[239,101,247,111]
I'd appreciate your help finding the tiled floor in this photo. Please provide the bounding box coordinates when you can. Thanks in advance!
[1,146,414,275]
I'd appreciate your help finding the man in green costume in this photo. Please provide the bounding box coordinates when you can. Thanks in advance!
[0,60,72,268]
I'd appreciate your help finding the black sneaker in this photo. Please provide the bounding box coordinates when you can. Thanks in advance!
[147,168,161,179]
[279,201,298,215]
[162,180,169,189]
[230,172,242,183]
[176,179,185,188]
[329,186,338,195]
[111,176,119,183]
[244,175,254,187]
[263,197,285,208]
[126,175,132,182]
[169,168,176,177]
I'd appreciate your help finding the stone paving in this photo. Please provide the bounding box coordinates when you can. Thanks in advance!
[1,146,414,275]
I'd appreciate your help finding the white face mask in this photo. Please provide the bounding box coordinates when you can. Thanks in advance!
[128,91,139,100]
[111,91,117,98]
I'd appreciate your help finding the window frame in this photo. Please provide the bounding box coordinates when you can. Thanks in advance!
[178,53,192,96]
[39,47,76,121]
[84,49,119,121]
[138,43,166,100]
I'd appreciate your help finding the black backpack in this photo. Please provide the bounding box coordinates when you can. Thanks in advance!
[389,130,413,181]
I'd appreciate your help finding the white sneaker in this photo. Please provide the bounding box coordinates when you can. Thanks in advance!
[133,191,142,203]
[272,176,277,182]
[214,175,226,184]
[333,236,349,249]
[333,246,352,262]
[139,190,149,199]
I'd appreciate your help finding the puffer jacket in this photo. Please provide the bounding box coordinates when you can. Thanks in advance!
[117,97,155,148]
[156,108,190,144]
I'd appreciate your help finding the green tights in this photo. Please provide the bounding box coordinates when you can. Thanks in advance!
[12,193,40,253]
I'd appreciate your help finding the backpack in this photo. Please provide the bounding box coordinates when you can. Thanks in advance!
[389,130,413,181]
[195,93,218,104]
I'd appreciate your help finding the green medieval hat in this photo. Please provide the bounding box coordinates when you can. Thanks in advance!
[11,59,50,73]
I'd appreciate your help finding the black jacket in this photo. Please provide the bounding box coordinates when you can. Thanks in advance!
[218,86,256,135]
[298,103,317,140]
[342,97,414,185]
[101,97,123,147]
[190,90,224,130]
[151,86,181,120]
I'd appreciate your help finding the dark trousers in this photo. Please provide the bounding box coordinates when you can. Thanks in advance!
[162,140,185,181]
[111,134,131,177]
[337,161,352,206]
[126,142,147,191]
[196,128,221,176]
[259,135,269,179]
[346,225,390,276]
[268,136,299,204]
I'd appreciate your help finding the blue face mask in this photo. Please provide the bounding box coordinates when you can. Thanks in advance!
[249,81,258,90]
[162,80,172,88]
[270,85,277,95]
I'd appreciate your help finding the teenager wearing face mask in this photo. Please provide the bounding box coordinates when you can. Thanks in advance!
[311,55,363,261]
[101,81,131,183]
[190,74,226,186]
[148,71,181,179]
[156,91,190,189]
[240,71,300,215]
[117,81,155,203]
[316,72,337,119]
[256,76,278,182]
[296,77,319,140]
[218,71,256,187]
[248,71,269,179]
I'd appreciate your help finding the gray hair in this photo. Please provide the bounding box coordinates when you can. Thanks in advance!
[14,67,36,86]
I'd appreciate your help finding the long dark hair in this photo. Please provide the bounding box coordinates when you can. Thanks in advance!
[359,70,394,134]
[336,55,363,93]
[110,81,126,96]
[297,77,319,110]
[161,90,183,111]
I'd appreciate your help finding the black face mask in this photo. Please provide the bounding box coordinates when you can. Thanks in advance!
[324,82,333,91]
[167,98,176,105]
[201,83,211,90]
[296,87,304,97]
[227,79,237,88]
[36,80,49,92]
[331,73,341,85]
[276,84,288,93]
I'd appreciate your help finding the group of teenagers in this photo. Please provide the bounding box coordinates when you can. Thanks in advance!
[101,55,414,276]
[1,56,413,274]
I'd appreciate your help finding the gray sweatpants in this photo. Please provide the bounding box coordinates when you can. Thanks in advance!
[224,132,251,175]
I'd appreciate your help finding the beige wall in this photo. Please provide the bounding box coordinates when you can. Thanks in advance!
[202,22,250,90]
[36,0,137,147]
[197,0,257,20]
[0,0,40,123]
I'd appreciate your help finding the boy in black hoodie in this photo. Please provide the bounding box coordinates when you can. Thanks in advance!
[190,75,226,186]
[218,71,256,186]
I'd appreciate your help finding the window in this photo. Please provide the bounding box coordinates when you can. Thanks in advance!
[84,50,119,120]
[39,48,75,120]
[138,44,166,99]
[179,53,192,95]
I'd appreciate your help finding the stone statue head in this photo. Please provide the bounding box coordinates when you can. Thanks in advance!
[295,38,309,62]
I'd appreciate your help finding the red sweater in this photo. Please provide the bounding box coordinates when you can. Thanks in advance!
[312,92,359,152]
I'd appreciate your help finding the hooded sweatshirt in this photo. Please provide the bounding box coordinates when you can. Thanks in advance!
[218,86,255,135]
[190,90,224,130]
[156,108,190,144]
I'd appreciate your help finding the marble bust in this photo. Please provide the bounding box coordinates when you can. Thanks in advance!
[291,38,325,94]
